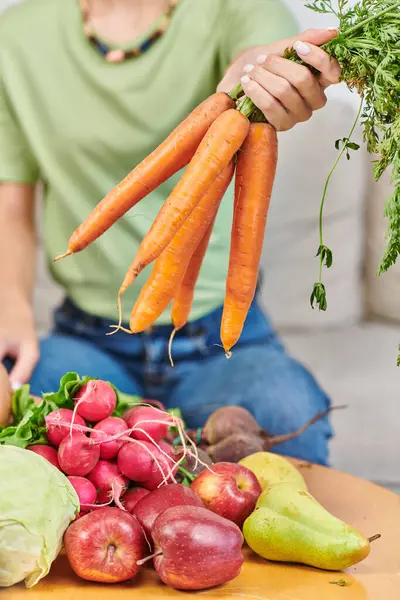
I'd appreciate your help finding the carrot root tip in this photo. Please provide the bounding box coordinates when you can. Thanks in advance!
[53,250,72,262]
[168,328,177,368]
[225,351,232,360]
[107,325,133,336]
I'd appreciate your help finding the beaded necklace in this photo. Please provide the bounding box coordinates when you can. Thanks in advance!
[79,0,180,63]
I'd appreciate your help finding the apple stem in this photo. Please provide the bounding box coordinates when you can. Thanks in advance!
[137,549,163,566]
[368,534,381,544]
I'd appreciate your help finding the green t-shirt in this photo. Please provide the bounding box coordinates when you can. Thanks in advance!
[0,0,297,324]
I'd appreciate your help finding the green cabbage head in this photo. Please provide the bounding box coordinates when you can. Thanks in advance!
[0,445,79,588]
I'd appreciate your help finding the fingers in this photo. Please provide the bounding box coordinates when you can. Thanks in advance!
[240,77,293,131]
[241,68,312,129]
[258,55,327,110]
[293,39,341,88]
[9,341,39,387]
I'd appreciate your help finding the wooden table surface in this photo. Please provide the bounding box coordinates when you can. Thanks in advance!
[7,462,400,600]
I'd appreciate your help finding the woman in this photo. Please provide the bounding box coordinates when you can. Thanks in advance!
[0,0,340,463]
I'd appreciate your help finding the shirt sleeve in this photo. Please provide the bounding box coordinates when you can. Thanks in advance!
[220,0,299,71]
[0,71,39,184]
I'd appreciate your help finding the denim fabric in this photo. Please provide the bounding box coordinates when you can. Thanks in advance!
[27,298,332,464]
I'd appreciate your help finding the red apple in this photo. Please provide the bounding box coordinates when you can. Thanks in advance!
[64,507,147,583]
[121,487,150,513]
[133,483,203,540]
[190,462,262,527]
[152,505,244,590]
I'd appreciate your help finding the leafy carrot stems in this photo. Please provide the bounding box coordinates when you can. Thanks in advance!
[233,0,400,313]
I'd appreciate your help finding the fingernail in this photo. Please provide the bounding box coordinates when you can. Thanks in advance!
[11,381,23,391]
[243,63,254,73]
[256,54,267,65]
[328,26,338,31]
[294,41,311,56]
[240,75,250,85]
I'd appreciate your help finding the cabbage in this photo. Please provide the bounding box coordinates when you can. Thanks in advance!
[0,445,79,588]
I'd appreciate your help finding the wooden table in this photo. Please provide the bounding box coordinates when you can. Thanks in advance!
[7,462,400,600]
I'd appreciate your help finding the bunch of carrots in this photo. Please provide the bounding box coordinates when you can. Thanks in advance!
[55,85,277,362]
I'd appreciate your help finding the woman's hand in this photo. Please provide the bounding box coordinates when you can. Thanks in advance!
[218,29,341,132]
[0,363,12,426]
[0,301,39,391]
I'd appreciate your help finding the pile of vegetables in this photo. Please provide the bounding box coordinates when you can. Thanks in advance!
[0,373,378,591]
[54,0,400,362]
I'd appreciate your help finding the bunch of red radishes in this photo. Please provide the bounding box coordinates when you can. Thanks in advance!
[27,379,191,517]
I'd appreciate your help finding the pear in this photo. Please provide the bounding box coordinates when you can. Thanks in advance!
[239,452,307,491]
[243,483,371,571]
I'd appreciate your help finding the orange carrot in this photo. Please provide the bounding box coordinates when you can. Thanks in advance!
[118,109,250,296]
[171,216,216,332]
[221,122,278,356]
[54,93,234,260]
[128,163,234,334]
[167,214,217,366]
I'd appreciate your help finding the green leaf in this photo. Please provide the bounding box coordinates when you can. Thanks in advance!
[0,372,144,448]
[347,142,360,150]
[112,391,141,418]
[310,282,328,311]
[316,245,333,268]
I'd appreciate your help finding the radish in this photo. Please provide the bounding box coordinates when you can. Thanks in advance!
[158,441,174,457]
[74,380,117,423]
[87,460,128,506]
[140,454,177,491]
[118,440,160,482]
[67,476,98,512]
[124,406,172,443]
[27,444,60,470]
[90,417,128,459]
[45,409,86,447]
[58,433,100,476]
[121,487,150,513]
[118,440,177,490]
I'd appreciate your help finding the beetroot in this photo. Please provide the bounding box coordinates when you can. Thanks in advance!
[58,433,100,476]
[27,444,60,470]
[67,476,97,511]
[203,407,261,446]
[45,409,86,447]
[87,460,128,505]
[74,380,117,423]
[90,416,128,459]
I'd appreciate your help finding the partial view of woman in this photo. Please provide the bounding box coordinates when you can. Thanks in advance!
[0,0,340,463]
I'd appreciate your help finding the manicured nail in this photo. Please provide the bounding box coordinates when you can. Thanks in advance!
[241,75,250,85]
[11,381,22,391]
[256,54,267,65]
[328,26,339,31]
[294,41,311,56]
[243,64,254,73]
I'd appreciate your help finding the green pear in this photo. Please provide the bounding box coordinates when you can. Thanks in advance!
[239,452,307,491]
[243,483,371,571]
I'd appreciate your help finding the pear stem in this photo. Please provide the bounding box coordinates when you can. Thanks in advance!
[368,534,381,544]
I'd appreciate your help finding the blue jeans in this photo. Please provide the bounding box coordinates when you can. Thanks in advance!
[28,299,332,464]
